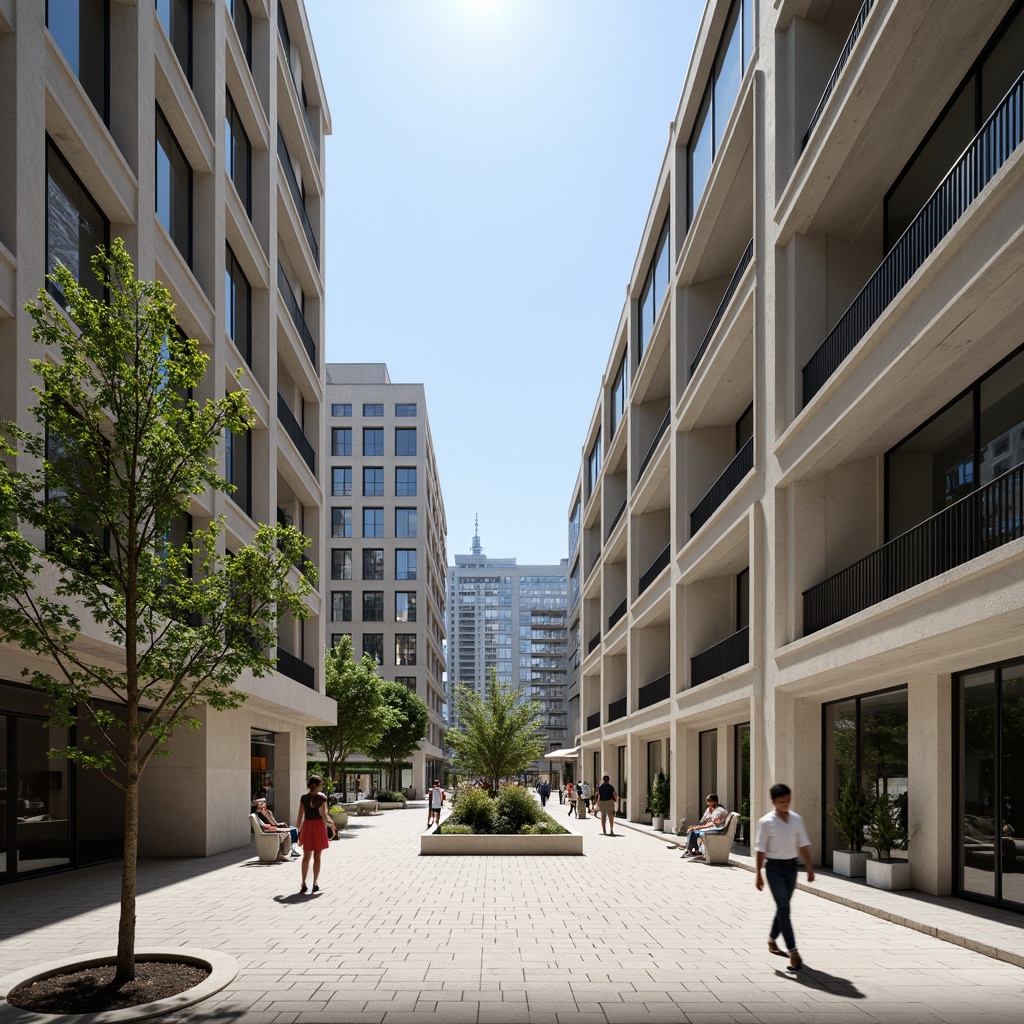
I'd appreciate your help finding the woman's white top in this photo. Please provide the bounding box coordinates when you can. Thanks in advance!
[755,809,810,858]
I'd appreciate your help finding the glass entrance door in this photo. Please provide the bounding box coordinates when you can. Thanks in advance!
[616,745,626,816]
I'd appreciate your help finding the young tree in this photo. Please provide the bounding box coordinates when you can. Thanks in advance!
[366,680,429,791]
[0,241,315,982]
[446,672,546,793]
[307,636,396,791]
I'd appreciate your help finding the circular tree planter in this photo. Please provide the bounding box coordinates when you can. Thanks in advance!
[0,948,237,1024]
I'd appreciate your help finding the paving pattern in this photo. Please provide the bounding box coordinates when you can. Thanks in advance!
[1,797,1023,1023]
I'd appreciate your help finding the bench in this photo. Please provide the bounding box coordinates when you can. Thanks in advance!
[249,813,287,863]
[701,811,739,864]
[355,800,379,816]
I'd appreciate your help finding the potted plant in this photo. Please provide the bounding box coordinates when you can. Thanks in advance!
[864,792,911,890]
[328,803,349,831]
[648,769,670,831]
[827,779,873,877]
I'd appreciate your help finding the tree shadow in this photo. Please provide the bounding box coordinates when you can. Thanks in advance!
[772,965,865,999]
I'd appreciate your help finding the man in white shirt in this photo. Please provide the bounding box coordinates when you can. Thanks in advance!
[755,782,815,971]
[426,780,445,828]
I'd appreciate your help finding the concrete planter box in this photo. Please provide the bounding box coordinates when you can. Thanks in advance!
[866,857,911,890]
[832,849,868,877]
[420,831,583,855]
[377,801,406,810]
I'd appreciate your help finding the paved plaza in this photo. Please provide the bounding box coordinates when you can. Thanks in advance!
[1,797,1023,1024]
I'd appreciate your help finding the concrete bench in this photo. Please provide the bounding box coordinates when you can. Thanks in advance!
[702,811,739,864]
[355,800,379,816]
[249,813,287,863]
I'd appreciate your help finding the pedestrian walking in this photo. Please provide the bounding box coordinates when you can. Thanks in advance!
[755,782,815,971]
[295,774,330,894]
[596,775,617,835]
[539,781,550,807]
[566,782,576,817]
[426,779,445,828]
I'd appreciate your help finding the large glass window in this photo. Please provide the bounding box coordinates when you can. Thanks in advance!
[156,109,192,265]
[362,507,384,538]
[362,548,384,581]
[699,728,718,801]
[568,499,581,557]
[395,467,417,496]
[156,0,192,82]
[47,0,108,121]
[330,548,352,580]
[331,467,351,497]
[713,2,742,152]
[586,431,602,499]
[396,634,417,667]
[395,403,417,417]
[395,507,417,538]
[46,140,108,305]
[225,91,252,216]
[331,508,352,538]
[224,246,251,365]
[395,428,417,457]
[363,428,384,457]
[363,467,384,497]
[331,403,352,417]
[638,218,670,362]
[224,418,250,516]
[330,591,351,622]
[363,403,384,417]
[395,591,417,622]
[688,90,713,226]
[228,0,252,67]
[362,632,384,665]
[362,591,384,622]
[396,549,417,581]
[331,428,352,457]
[610,354,628,437]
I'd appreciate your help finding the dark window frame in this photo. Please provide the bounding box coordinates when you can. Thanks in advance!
[156,105,193,266]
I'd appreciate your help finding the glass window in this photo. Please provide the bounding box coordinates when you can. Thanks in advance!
[362,591,384,622]
[330,548,352,580]
[395,507,417,538]
[395,467,417,496]
[395,428,417,456]
[330,591,351,622]
[587,431,602,498]
[228,0,252,66]
[699,728,718,800]
[736,403,754,450]
[331,467,352,497]
[714,2,742,152]
[330,632,351,650]
[156,108,191,263]
[156,0,192,81]
[363,427,384,456]
[362,548,384,581]
[979,349,1024,487]
[688,87,713,224]
[224,418,250,515]
[331,507,352,538]
[742,0,753,67]
[362,507,384,538]
[331,403,352,417]
[362,632,384,665]
[736,567,749,630]
[46,140,108,305]
[395,591,417,622]
[47,0,108,120]
[331,427,352,457]
[396,549,417,581]
[610,354,628,437]
[568,500,581,556]
[224,246,251,365]
[395,403,417,417]
[225,91,251,216]
[363,403,384,417]
[396,633,417,666]
[363,467,384,496]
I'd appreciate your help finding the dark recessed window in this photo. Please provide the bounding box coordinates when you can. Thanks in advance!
[331,508,352,538]
[330,632,351,650]
[395,591,417,622]
[362,548,385,581]
[331,591,351,622]
[47,0,108,122]
[363,403,384,417]
[363,427,384,457]
[225,91,252,217]
[395,507,417,538]
[395,467,416,497]
[331,467,352,497]
[224,404,251,516]
[227,0,252,66]
[586,431,602,498]
[610,354,628,437]
[331,403,352,417]
[225,246,251,366]
[638,217,669,363]
[155,0,192,83]
[330,548,352,580]
[395,403,417,417]
[396,549,417,581]
[362,632,384,665]
[395,428,417,457]
[363,467,384,497]
[362,591,384,622]
[156,108,192,265]
[396,633,417,666]
[331,427,352,456]
[362,507,384,538]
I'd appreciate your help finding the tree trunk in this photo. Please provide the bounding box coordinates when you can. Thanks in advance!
[115,768,139,982]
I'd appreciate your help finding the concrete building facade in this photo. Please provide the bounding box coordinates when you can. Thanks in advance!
[573,0,1024,913]
[322,363,447,798]
[0,0,335,878]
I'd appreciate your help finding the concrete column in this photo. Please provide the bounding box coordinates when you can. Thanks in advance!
[793,695,823,859]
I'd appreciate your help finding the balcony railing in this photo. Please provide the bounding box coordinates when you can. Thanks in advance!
[277,128,320,267]
[277,261,317,375]
[607,496,627,538]
[803,71,1024,405]
[607,696,627,722]
[690,238,754,378]
[277,392,315,473]
[801,0,875,150]
[690,437,754,536]
[277,5,318,161]
[638,673,670,710]
[803,462,1024,635]
[277,646,314,688]
[608,598,627,631]
[691,626,749,688]
[637,411,671,482]
[639,544,671,595]
[588,631,601,654]
[586,711,601,731]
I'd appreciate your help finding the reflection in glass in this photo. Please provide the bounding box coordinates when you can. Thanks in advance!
[979,349,1024,487]
[156,110,192,264]
[689,90,713,224]
[47,0,107,119]
[960,670,997,899]
[699,728,718,801]
[16,721,70,874]
[1000,665,1024,906]
[714,3,742,151]
[734,722,750,845]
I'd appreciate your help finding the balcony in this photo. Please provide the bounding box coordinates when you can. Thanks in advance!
[277,646,314,688]
[586,711,601,731]
[803,462,1024,635]
[690,626,749,688]
[277,128,320,268]
[608,598,627,631]
[802,0,875,151]
[690,239,754,379]
[277,5,318,161]
[607,696,627,723]
[277,392,315,473]
[277,262,317,375]
[802,72,1024,405]
[587,631,601,654]
[637,411,671,482]
[638,673,670,710]
[690,437,754,536]
[607,496,627,539]
[638,544,670,595]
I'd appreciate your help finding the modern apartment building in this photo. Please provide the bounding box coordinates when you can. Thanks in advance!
[573,0,1024,912]
[0,0,335,878]
[446,529,570,777]
[322,363,447,797]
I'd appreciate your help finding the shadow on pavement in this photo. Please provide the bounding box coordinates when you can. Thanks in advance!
[773,965,865,998]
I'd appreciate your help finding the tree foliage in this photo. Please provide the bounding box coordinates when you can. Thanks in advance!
[307,635,396,788]
[0,240,314,980]
[446,673,546,793]
[366,680,430,791]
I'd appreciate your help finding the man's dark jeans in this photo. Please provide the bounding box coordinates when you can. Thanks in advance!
[765,859,798,950]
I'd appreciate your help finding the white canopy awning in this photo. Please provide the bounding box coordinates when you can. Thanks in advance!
[543,747,580,759]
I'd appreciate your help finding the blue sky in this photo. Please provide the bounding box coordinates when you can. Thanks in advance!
[306,0,701,565]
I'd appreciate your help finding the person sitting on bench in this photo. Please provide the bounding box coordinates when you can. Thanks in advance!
[681,794,728,858]
[254,798,301,858]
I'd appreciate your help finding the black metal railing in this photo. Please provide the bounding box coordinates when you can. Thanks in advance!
[588,631,601,654]
[277,5,318,160]
[803,71,1024,405]
[277,646,314,688]
[637,410,671,481]
[607,496,627,538]
[801,0,875,150]
[803,462,1024,635]
[638,673,671,710]
[690,437,754,536]
[277,128,319,267]
[277,392,315,473]
[607,696,627,722]
[586,711,601,731]
[608,598,627,630]
[691,626,749,688]
[277,262,317,374]
[690,238,754,378]
[639,544,671,595]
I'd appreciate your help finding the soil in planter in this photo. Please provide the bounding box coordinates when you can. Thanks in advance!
[7,961,210,1014]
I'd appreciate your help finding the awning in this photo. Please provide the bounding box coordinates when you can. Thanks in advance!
[543,747,580,759]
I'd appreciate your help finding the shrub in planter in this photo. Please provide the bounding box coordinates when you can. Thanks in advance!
[827,779,872,851]
[495,786,541,831]
[438,823,473,835]
[648,769,670,827]
[375,791,407,803]
[449,786,496,834]
[865,791,909,860]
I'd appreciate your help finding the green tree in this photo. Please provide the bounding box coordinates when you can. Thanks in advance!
[366,680,429,791]
[446,672,546,793]
[0,241,314,982]
[307,636,396,790]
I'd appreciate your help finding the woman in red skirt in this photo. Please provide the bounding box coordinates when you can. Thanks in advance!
[295,774,330,893]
